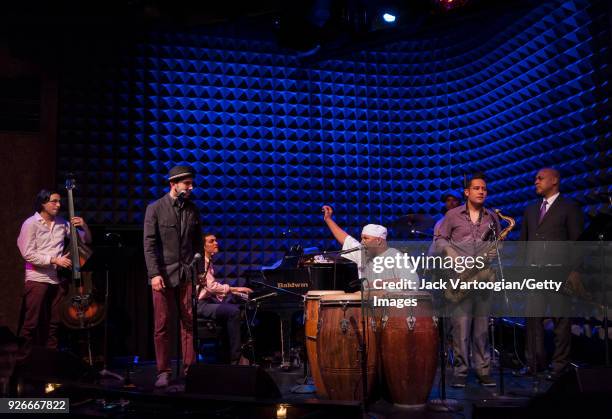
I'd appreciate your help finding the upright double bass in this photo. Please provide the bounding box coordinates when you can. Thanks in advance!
[59,175,105,329]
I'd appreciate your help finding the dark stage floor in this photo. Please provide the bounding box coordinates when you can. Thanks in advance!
[11,355,579,419]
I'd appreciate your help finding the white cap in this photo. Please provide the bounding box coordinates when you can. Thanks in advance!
[361,224,387,239]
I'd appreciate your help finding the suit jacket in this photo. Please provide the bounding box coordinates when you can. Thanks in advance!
[519,194,584,266]
[143,193,204,287]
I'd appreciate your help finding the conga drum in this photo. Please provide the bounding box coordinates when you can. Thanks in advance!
[317,292,378,401]
[380,291,438,407]
[305,290,345,399]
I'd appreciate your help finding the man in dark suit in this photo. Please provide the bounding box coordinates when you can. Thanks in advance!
[144,165,203,387]
[519,167,584,381]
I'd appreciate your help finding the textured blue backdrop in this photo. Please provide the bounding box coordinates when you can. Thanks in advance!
[58,0,611,279]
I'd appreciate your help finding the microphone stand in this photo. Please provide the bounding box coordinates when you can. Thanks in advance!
[175,195,184,378]
[489,223,513,398]
[410,229,460,412]
[355,277,369,414]
[191,254,205,364]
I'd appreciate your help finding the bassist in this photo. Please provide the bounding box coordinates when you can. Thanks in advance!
[16,189,91,362]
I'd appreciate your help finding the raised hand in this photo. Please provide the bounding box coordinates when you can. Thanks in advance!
[322,205,334,221]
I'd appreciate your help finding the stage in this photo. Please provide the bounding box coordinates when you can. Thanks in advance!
[1,0,611,417]
[12,354,598,419]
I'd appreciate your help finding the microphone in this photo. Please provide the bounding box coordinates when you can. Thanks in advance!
[321,245,362,256]
[174,190,186,210]
[189,253,202,268]
[250,292,278,302]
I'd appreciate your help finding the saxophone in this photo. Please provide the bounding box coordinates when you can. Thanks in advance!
[443,209,515,304]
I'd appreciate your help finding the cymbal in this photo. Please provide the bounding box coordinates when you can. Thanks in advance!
[392,213,435,231]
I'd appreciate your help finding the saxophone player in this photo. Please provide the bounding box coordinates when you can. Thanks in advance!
[434,173,501,388]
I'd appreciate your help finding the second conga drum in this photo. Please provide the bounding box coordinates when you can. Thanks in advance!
[305,290,345,399]
[317,292,378,401]
[380,291,438,407]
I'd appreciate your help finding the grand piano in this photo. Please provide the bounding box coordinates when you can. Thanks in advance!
[244,245,358,368]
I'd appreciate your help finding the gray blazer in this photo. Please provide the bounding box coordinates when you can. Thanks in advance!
[143,193,204,287]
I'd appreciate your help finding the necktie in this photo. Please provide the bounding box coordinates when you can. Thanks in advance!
[538,200,548,224]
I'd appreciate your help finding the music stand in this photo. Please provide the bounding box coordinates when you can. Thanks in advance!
[80,244,124,381]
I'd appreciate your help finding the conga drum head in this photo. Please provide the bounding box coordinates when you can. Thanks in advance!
[306,290,346,300]
[319,292,363,305]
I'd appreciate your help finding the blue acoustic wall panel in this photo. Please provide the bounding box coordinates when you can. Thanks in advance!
[58,0,610,279]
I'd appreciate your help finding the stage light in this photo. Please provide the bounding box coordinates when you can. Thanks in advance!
[382,12,396,23]
[45,383,62,394]
[276,404,288,418]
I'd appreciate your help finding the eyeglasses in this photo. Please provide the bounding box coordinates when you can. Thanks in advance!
[48,199,61,204]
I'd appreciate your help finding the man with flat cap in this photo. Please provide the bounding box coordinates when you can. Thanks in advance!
[322,205,418,285]
[144,165,203,387]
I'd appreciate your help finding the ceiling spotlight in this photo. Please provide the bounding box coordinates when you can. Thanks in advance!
[382,13,396,23]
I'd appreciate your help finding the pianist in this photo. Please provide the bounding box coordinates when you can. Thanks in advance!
[197,233,253,364]
[321,206,418,288]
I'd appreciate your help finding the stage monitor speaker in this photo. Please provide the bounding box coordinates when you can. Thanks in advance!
[549,365,612,394]
[186,364,281,398]
[14,346,99,382]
